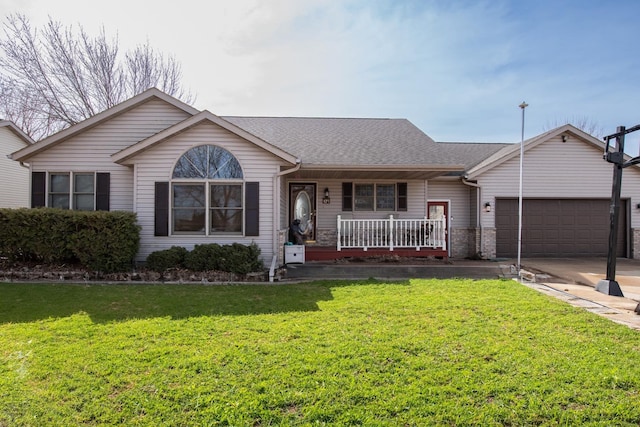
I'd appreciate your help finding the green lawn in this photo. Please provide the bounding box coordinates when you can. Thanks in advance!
[1,279,640,426]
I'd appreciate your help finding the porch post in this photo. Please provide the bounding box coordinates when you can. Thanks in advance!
[389,215,394,251]
[337,215,342,251]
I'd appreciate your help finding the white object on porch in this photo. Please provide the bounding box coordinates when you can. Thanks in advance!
[284,245,305,264]
[336,215,446,251]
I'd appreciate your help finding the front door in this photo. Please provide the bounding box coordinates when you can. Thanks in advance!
[428,201,449,250]
[289,183,316,242]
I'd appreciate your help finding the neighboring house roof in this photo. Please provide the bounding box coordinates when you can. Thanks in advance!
[0,120,35,148]
[112,110,299,165]
[464,124,604,179]
[10,88,199,162]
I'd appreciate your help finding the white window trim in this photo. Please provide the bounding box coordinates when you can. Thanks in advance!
[170,179,245,236]
[47,171,96,210]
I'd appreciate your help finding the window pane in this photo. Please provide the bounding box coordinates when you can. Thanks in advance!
[50,174,69,193]
[173,209,206,233]
[354,184,374,211]
[173,145,243,179]
[74,174,94,193]
[376,184,395,211]
[74,194,94,211]
[210,209,242,233]
[173,184,205,207]
[50,194,69,209]
[211,184,242,208]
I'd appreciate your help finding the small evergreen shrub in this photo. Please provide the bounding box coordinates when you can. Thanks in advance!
[183,243,224,271]
[177,243,263,274]
[219,243,263,274]
[145,246,188,273]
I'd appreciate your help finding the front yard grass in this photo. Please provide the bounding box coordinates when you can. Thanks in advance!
[1,279,640,426]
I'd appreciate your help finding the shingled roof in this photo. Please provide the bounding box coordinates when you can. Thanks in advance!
[434,141,511,171]
[223,116,461,167]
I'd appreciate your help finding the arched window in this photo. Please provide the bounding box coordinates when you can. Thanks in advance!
[171,145,244,235]
[172,145,243,179]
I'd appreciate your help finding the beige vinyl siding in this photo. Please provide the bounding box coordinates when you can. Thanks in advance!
[310,180,428,229]
[478,135,640,228]
[27,99,191,211]
[428,180,472,228]
[0,128,30,207]
[133,121,289,262]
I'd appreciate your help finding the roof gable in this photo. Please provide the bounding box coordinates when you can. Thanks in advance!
[111,110,299,165]
[0,120,35,147]
[464,124,604,179]
[10,88,198,162]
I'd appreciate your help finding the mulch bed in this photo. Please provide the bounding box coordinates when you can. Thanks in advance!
[0,260,267,283]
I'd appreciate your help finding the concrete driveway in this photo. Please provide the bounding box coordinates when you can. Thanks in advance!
[514,257,640,330]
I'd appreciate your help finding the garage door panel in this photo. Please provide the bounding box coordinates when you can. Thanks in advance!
[496,198,626,257]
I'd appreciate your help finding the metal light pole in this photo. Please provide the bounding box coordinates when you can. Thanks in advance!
[517,102,528,279]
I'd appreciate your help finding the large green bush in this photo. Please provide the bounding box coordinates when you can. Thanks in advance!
[0,208,140,272]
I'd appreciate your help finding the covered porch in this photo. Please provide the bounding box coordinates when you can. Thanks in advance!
[301,215,448,261]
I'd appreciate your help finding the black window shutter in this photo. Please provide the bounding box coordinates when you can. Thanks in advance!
[155,182,169,236]
[31,172,46,208]
[397,182,408,211]
[96,173,110,211]
[342,182,353,211]
[245,182,259,236]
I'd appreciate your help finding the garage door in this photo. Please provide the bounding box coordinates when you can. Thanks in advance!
[495,199,627,257]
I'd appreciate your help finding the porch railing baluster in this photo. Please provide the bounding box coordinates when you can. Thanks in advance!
[335,216,446,251]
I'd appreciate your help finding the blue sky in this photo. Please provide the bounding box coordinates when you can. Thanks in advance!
[3,0,640,153]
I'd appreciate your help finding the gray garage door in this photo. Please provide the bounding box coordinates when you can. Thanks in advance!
[495,198,627,258]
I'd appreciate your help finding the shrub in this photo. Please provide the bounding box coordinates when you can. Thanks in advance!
[183,243,224,271]
[145,246,188,273]
[182,243,263,274]
[0,208,140,272]
[218,243,263,274]
[67,211,140,273]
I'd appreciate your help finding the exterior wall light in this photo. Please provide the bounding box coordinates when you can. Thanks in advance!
[322,188,331,204]
[484,202,491,212]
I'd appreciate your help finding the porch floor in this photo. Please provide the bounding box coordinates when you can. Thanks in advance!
[302,245,448,262]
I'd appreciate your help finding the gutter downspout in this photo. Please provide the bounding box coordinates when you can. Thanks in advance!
[462,177,484,258]
[269,160,301,282]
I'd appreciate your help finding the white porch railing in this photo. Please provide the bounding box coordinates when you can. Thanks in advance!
[337,215,446,251]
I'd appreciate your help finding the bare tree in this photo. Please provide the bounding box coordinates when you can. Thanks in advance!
[0,14,194,140]
[544,116,604,139]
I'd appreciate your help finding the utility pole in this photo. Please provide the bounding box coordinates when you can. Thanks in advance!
[596,124,640,296]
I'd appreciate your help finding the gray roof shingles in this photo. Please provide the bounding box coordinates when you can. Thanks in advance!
[223,116,510,170]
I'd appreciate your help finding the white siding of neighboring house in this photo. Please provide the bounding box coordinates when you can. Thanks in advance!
[26,99,192,211]
[0,127,30,207]
[477,135,640,229]
[132,121,290,263]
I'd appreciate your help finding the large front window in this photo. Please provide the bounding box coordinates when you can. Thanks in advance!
[171,145,244,235]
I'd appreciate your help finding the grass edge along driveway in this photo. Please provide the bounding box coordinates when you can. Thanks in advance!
[2,279,640,426]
